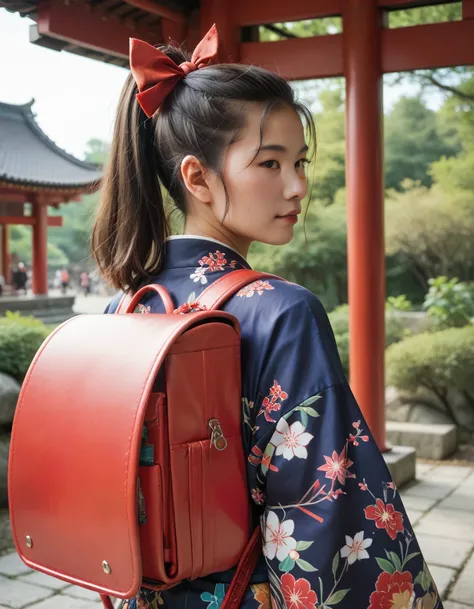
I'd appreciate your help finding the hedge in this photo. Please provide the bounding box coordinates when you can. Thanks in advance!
[0,312,52,382]
[386,325,474,427]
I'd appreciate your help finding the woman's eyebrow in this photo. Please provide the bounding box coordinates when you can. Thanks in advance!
[257,144,309,154]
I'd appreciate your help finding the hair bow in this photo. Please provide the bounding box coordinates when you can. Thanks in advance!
[129,24,219,118]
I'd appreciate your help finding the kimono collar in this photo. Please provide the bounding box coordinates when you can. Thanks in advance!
[163,235,251,270]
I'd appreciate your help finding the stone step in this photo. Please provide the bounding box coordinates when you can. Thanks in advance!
[386,421,457,460]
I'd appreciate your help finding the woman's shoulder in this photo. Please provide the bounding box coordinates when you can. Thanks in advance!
[237,276,329,326]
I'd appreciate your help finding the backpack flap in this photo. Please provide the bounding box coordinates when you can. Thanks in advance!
[8,311,238,599]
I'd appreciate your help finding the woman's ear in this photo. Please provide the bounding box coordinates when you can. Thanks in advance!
[180,155,212,203]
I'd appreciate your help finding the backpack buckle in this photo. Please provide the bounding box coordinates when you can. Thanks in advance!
[208,418,228,451]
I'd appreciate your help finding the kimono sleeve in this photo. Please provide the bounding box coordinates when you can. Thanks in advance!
[246,288,441,609]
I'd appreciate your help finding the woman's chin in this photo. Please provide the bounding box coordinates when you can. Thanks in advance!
[260,230,295,247]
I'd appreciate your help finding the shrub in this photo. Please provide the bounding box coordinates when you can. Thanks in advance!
[328,305,405,375]
[386,295,412,312]
[423,276,474,329]
[0,313,51,382]
[386,325,474,429]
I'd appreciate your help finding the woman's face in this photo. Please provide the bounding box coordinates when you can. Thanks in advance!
[205,104,309,255]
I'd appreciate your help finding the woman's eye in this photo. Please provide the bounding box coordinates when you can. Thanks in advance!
[296,158,310,170]
[261,160,279,169]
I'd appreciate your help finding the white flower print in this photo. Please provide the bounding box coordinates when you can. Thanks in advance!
[340,531,373,565]
[190,267,208,284]
[263,510,297,561]
[270,419,314,461]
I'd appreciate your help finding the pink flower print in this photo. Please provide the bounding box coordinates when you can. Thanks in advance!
[251,488,265,505]
[190,267,208,285]
[230,260,238,268]
[269,380,288,402]
[317,448,356,485]
[340,531,373,565]
[237,280,275,298]
[263,511,296,561]
[359,482,369,491]
[352,420,361,430]
[136,304,151,314]
[271,419,313,461]
[199,250,227,272]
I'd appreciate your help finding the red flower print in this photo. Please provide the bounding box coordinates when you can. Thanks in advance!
[173,302,208,314]
[259,396,281,423]
[365,498,404,540]
[258,381,288,423]
[199,250,227,272]
[269,380,288,401]
[368,571,414,609]
[359,482,368,491]
[281,574,318,609]
[317,448,356,485]
[330,489,346,500]
[251,488,265,505]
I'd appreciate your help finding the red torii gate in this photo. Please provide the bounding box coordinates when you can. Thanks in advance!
[5,0,474,450]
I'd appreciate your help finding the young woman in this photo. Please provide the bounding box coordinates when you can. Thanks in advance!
[93,25,442,609]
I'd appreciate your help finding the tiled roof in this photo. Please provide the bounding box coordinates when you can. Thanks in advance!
[0,100,102,189]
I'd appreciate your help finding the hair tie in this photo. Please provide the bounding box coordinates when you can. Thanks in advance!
[129,24,219,118]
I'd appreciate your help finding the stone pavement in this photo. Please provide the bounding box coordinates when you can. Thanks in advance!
[0,461,473,608]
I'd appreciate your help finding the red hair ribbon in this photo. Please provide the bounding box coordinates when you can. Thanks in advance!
[129,24,219,118]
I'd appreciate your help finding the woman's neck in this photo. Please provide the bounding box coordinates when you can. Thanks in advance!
[183,220,251,259]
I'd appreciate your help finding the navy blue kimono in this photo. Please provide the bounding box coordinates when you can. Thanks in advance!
[106,236,442,609]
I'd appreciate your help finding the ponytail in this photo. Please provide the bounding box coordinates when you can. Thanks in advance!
[91,75,169,292]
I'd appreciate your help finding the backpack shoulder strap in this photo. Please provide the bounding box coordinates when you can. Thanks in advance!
[196,269,283,310]
[114,270,283,314]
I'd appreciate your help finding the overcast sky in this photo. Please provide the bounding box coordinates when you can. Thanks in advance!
[0,8,445,161]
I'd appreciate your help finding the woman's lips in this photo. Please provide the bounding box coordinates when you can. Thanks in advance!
[277,213,299,224]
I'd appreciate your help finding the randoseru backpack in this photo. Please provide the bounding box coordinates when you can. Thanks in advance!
[8,269,280,609]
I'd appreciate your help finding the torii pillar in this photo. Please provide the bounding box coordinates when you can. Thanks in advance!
[1,225,10,284]
[344,0,387,451]
[32,196,49,295]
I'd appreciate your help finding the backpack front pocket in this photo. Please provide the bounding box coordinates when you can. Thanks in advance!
[170,434,250,581]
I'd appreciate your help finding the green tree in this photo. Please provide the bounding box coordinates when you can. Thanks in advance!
[430,75,474,193]
[83,138,109,165]
[385,181,474,289]
[9,225,68,267]
[48,190,100,266]
[311,88,346,205]
[384,97,459,190]
[46,137,109,266]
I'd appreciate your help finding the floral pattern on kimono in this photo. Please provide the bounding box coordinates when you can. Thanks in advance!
[105,236,443,609]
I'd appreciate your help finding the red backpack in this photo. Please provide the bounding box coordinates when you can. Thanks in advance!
[8,270,279,609]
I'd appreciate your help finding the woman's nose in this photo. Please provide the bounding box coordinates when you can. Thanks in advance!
[283,170,308,201]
